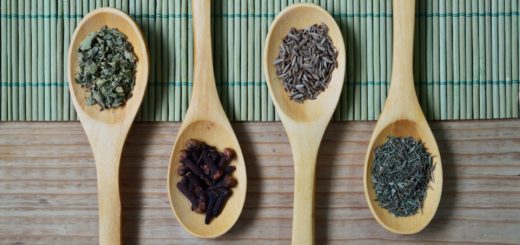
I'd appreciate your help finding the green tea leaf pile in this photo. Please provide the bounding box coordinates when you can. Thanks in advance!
[76,26,137,110]
[371,136,435,217]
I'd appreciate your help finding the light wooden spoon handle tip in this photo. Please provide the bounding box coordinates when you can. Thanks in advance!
[290,139,321,245]
[95,150,123,245]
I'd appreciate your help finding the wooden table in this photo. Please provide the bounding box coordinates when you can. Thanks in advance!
[1,121,520,244]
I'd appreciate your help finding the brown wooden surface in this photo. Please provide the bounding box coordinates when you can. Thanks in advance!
[1,121,520,244]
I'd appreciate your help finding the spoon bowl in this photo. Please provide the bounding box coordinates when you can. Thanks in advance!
[264,4,345,244]
[363,0,443,234]
[167,0,246,238]
[67,7,149,245]
[68,8,148,124]
[168,120,246,238]
[365,119,443,234]
[264,4,346,122]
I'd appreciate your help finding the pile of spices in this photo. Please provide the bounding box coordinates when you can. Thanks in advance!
[176,139,237,224]
[371,136,435,217]
[76,26,137,111]
[274,23,338,103]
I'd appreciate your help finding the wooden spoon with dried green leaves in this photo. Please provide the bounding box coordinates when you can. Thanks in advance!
[68,8,149,245]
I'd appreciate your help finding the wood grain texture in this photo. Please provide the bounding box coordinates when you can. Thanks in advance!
[363,0,442,235]
[67,7,150,245]
[263,4,347,244]
[166,0,247,239]
[1,121,520,244]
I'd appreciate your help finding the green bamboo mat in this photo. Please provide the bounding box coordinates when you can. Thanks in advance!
[1,0,519,121]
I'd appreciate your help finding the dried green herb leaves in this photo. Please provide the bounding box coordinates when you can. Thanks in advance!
[371,136,435,217]
[76,26,137,110]
[274,23,338,103]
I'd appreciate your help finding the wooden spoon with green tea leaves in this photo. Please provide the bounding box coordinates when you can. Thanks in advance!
[363,0,443,234]
[68,8,149,245]
[264,4,346,245]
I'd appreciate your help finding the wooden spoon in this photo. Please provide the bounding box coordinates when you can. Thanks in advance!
[67,8,149,245]
[166,0,247,238]
[363,0,443,234]
[263,4,346,244]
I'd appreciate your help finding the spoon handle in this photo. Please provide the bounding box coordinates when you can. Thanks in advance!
[290,138,320,245]
[92,139,123,245]
[190,0,223,116]
[387,0,418,105]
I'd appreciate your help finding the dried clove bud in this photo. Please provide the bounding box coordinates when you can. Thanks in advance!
[182,158,203,176]
[205,191,219,224]
[217,156,228,168]
[222,148,235,162]
[177,165,188,176]
[185,139,200,150]
[202,164,211,176]
[225,176,237,188]
[208,175,237,190]
[205,158,223,180]
[207,146,219,160]
[193,185,205,198]
[212,170,223,181]
[224,165,236,174]
[194,200,206,214]
[213,189,231,217]
[176,139,238,225]
[189,148,202,163]
[176,181,197,210]
[186,173,204,190]
[179,150,189,162]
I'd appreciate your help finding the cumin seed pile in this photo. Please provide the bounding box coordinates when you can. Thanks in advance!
[274,23,338,103]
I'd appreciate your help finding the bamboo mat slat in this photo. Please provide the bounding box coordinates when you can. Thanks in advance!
[0,0,519,121]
